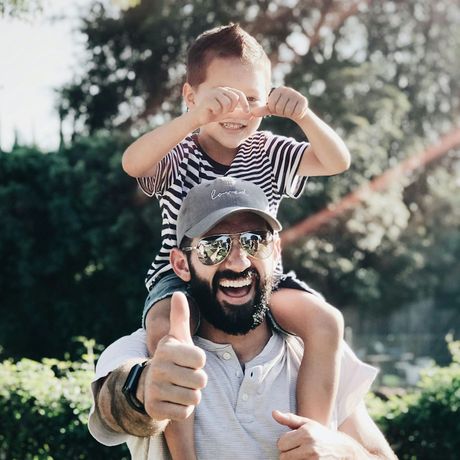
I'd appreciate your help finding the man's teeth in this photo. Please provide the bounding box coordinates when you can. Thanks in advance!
[221,122,245,129]
[219,278,252,288]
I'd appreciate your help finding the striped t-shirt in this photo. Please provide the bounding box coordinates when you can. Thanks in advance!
[137,130,309,291]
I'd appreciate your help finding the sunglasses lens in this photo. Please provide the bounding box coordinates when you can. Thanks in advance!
[197,236,231,265]
[240,232,273,259]
[194,232,274,266]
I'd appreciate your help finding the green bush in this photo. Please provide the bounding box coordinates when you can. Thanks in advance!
[368,338,460,459]
[0,339,128,460]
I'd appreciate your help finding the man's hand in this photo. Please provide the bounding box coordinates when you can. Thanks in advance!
[252,86,309,122]
[273,410,352,459]
[192,86,251,126]
[143,292,208,421]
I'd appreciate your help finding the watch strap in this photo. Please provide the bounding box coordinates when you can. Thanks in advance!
[122,361,148,415]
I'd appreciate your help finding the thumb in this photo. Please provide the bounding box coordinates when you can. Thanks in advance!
[272,410,306,430]
[251,104,271,118]
[169,292,193,344]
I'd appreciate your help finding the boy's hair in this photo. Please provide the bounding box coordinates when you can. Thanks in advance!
[186,23,271,87]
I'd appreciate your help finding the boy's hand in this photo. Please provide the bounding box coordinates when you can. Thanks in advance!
[143,292,208,421]
[192,86,251,126]
[252,86,309,122]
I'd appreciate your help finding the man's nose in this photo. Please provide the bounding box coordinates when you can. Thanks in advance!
[223,241,251,272]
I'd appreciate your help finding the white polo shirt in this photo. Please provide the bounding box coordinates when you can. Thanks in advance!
[89,329,377,460]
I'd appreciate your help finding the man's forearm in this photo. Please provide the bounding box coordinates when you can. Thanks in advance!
[96,360,168,438]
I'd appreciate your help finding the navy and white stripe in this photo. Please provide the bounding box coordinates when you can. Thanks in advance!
[137,130,309,291]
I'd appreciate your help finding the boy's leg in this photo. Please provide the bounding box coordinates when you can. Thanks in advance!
[143,272,199,355]
[270,287,344,426]
[145,297,174,356]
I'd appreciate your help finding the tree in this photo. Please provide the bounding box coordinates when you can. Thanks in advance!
[0,135,162,359]
[59,0,372,134]
[0,0,43,18]
[58,0,460,325]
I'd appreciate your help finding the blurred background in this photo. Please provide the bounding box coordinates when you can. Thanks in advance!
[1,0,459,458]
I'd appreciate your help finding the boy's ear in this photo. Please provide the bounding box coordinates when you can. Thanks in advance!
[182,82,196,110]
[170,247,191,282]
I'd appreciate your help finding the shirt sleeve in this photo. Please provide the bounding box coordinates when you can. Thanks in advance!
[335,341,379,427]
[264,132,309,198]
[88,329,149,446]
[136,141,187,198]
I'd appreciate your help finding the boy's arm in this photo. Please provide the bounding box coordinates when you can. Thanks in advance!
[294,107,351,177]
[252,86,350,177]
[122,111,199,178]
[122,86,250,178]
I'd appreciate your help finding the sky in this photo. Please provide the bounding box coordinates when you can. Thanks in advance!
[0,0,94,151]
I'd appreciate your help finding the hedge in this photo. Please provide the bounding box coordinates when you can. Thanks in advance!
[368,338,460,459]
[0,339,128,460]
[1,339,459,459]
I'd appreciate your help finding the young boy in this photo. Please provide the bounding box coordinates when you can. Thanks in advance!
[123,24,349,459]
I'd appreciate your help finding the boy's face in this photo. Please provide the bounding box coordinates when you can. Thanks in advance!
[185,57,271,157]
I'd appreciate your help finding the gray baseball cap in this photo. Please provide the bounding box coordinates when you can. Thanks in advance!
[176,177,282,245]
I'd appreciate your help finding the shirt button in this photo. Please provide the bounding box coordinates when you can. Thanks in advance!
[242,393,249,401]
[222,352,232,360]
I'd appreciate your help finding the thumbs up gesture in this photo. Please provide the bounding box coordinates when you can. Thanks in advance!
[143,293,208,421]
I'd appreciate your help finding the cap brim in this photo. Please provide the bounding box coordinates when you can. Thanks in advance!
[184,207,282,239]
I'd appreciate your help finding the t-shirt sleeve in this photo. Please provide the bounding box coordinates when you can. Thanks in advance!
[335,341,378,427]
[136,142,187,198]
[264,132,309,198]
[88,329,149,446]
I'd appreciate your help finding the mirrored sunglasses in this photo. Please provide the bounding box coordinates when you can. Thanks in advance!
[182,231,274,266]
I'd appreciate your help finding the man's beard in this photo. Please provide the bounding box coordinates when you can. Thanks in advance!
[189,265,272,335]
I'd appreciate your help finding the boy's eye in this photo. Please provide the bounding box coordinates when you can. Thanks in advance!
[246,96,258,103]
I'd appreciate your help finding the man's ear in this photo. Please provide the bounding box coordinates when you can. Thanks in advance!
[170,247,191,282]
[182,82,196,110]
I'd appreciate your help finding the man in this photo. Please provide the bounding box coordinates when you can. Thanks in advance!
[89,177,396,459]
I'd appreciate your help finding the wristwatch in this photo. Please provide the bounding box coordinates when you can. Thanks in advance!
[122,361,148,415]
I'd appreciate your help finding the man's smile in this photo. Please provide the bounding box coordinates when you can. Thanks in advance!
[217,271,256,303]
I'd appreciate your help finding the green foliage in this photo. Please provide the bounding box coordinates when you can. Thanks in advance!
[0,339,128,459]
[57,0,460,320]
[0,135,162,359]
[283,152,460,316]
[368,338,460,459]
[0,0,43,18]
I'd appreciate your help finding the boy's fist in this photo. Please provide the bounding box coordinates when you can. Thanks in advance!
[252,86,309,122]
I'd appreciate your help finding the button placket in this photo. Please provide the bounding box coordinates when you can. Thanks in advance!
[235,365,265,423]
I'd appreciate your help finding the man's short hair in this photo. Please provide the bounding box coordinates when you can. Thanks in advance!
[186,23,271,87]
